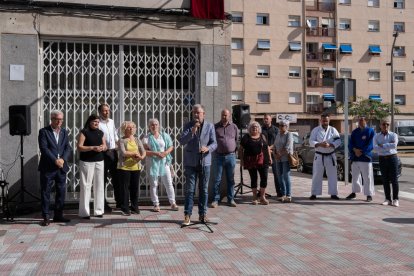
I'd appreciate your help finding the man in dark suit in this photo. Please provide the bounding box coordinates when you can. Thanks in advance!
[38,110,72,226]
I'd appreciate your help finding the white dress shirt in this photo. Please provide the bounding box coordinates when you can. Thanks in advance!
[99,118,119,150]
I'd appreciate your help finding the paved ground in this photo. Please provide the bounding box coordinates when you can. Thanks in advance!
[1,165,414,275]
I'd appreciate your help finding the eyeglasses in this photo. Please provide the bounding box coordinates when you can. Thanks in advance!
[52,118,63,121]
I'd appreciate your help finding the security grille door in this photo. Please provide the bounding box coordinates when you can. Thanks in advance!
[42,40,198,200]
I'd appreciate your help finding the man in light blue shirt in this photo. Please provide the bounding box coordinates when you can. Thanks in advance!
[373,118,399,207]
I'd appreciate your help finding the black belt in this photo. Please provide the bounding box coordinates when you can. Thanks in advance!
[379,154,397,159]
[315,151,334,156]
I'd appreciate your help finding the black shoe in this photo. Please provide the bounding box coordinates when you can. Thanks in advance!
[53,216,71,223]
[82,216,91,220]
[121,210,131,216]
[199,214,209,223]
[309,195,317,200]
[104,204,112,213]
[346,193,356,200]
[41,218,50,226]
[331,195,340,200]
[367,196,373,202]
[130,207,140,214]
[96,215,104,218]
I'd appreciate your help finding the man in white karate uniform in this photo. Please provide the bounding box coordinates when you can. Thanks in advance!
[309,113,342,200]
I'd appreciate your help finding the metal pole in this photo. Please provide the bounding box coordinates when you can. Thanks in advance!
[344,79,349,186]
[390,32,398,132]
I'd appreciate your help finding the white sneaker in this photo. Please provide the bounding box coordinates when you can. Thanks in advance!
[382,200,392,206]
[392,200,399,207]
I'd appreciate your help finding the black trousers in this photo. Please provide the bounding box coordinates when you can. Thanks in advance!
[118,169,140,212]
[104,150,119,205]
[248,166,269,189]
[379,155,399,201]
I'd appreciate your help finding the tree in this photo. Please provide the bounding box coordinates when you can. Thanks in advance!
[338,97,399,126]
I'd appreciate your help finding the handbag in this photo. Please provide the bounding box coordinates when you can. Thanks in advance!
[243,151,264,169]
[288,152,299,168]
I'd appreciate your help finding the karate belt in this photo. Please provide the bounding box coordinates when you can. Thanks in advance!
[315,151,336,166]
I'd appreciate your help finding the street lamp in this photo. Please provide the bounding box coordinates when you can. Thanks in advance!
[389,31,399,132]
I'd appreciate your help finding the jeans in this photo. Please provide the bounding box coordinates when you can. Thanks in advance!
[276,161,291,197]
[271,158,282,197]
[248,166,268,189]
[379,155,399,201]
[212,153,236,203]
[184,165,211,216]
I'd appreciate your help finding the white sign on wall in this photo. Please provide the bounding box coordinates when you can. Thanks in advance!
[276,113,297,123]
[206,72,218,87]
[10,64,25,81]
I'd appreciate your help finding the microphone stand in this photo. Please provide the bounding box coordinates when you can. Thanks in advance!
[181,124,217,233]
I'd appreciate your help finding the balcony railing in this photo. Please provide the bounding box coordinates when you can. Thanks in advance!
[306,27,336,37]
[307,77,335,87]
[306,52,336,62]
[306,1,335,12]
[306,103,324,114]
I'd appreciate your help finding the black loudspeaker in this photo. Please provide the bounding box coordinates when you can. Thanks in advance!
[9,105,31,136]
[232,104,250,129]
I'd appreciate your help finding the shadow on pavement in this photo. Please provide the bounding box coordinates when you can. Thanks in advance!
[383,218,414,224]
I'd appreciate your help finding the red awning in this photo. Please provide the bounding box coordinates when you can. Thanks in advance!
[191,0,225,20]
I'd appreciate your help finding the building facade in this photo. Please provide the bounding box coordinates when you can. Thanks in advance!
[0,0,231,202]
[230,0,414,134]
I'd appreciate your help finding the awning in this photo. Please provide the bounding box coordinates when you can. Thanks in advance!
[323,93,335,101]
[322,67,336,71]
[257,40,270,50]
[340,44,353,53]
[369,95,382,102]
[322,43,337,50]
[369,45,382,54]
[289,42,302,51]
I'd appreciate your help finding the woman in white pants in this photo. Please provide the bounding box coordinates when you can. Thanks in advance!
[142,118,179,212]
[77,114,107,219]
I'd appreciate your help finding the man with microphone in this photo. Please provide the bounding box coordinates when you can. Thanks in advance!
[179,104,217,226]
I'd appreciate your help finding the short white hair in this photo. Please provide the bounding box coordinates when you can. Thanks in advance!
[280,119,290,128]
[247,121,261,134]
[192,104,205,112]
[50,110,63,118]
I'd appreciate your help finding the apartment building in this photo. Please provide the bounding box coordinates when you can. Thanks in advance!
[230,0,414,133]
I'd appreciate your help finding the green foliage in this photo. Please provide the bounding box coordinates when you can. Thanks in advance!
[338,97,399,121]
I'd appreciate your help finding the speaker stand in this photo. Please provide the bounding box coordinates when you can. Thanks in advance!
[8,135,41,212]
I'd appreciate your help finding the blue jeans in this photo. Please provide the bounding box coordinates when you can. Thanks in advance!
[184,165,210,216]
[212,153,236,203]
[379,155,399,200]
[271,158,282,197]
[276,161,291,197]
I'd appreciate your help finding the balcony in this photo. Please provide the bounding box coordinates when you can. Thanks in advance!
[307,77,335,87]
[306,103,324,114]
[306,27,336,37]
[306,52,336,62]
[306,1,335,12]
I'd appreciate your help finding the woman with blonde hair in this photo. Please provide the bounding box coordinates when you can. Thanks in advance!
[239,121,272,205]
[142,118,179,212]
[117,121,146,216]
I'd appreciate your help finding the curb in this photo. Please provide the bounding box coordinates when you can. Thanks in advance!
[402,164,414,169]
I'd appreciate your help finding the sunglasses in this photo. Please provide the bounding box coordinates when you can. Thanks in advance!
[382,123,390,126]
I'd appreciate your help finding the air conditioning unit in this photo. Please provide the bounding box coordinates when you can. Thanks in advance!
[322,53,331,60]
[323,101,332,108]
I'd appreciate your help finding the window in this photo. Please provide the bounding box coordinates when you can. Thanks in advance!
[368,20,380,32]
[231,12,243,23]
[340,68,352,79]
[289,41,302,51]
[231,91,244,102]
[289,66,301,78]
[368,0,379,7]
[339,0,351,4]
[394,71,406,81]
[393,46,405,57]
[289,92,302,104]
[395,95,406,105]
[369,94,382,102]
[339,19,351,30]
[257,39,270,50]
[306,95,319,104]
[288,15,301,27]
[231,65,244,76]
[257,65,270,77]
[368,70,380,81]
[231,38,243,50]
[257,92,270,103]
[394,0,404,9]
[257,13,269,25]
[394,22,405,32]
